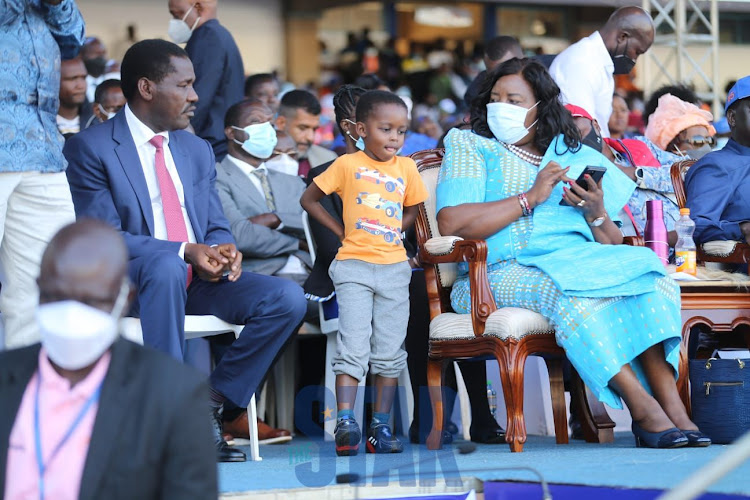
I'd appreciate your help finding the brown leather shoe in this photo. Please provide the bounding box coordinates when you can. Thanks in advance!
[223,412,292,445]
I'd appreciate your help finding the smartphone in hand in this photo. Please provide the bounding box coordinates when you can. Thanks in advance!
[559,165,607,205]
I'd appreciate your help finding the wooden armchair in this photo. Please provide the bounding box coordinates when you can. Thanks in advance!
[411,149,615,453]
[671,159,750,263]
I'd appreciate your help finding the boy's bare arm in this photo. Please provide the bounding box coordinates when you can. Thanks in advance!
[301,183,346,241]
[402,204,420,231]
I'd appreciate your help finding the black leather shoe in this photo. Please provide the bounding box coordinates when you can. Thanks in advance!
[470,422,506,444]
[211,407,246,462]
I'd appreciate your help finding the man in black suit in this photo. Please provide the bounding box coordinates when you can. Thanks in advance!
[0,220,217,500]
[167,0,244,161]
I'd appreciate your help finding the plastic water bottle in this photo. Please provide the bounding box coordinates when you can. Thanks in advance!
[486,381,497,417]
[675,208,697,275]
[644,200,669,266]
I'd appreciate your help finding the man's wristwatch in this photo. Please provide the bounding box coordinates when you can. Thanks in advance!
[587,214,607,227]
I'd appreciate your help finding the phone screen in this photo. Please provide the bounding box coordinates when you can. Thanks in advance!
[559,166,606,205]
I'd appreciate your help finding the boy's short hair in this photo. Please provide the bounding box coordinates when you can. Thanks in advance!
[355,90,407,123]
[278,90,321,118]
[94,79,122,104]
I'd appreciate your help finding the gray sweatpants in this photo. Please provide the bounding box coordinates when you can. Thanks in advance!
[329,258,412,381]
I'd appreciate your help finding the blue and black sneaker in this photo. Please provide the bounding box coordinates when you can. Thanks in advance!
[334,417,361,456]
[366,423,404,454]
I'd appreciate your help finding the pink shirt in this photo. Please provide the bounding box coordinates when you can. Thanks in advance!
[4,348,111,500]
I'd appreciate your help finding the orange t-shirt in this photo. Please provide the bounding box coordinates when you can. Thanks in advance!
[314,151,428,264]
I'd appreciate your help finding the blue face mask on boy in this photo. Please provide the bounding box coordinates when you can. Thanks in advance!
[344,119,366,151]
[232,122,277,159]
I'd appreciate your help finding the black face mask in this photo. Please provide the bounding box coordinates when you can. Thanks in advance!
[611,39,636,75]
[582,125,603,153]
[84,57,107,77]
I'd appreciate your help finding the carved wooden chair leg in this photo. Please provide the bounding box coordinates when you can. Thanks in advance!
[426,357,445,450]
[496,342,527,452]
[544,357,569,445]
[569,368,615,443]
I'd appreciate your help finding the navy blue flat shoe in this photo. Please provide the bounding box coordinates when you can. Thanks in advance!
[681,430,711,447]
[632,422,688,449]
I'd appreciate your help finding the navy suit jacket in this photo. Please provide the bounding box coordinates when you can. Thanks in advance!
[186,19,245,161]
[685,139,750,243]
[63,110,235,260]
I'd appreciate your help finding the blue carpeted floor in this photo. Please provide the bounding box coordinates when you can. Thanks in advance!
[218,433,750,496]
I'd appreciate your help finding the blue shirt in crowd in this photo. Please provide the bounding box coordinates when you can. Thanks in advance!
[0,0,85,173]
[685,139,750,242]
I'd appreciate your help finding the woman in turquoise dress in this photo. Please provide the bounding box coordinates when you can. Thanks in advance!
[436,58,709,448]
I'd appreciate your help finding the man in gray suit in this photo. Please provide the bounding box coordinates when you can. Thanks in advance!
[275,90,338,179]
[216,98,311,283]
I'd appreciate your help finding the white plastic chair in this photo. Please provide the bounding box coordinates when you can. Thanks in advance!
[302,212,414,440]
[120,315,261,461]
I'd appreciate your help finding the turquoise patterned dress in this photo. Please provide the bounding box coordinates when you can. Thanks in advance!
[436,129,681,409]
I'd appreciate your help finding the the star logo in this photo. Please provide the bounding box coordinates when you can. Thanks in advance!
[321,407,333,420]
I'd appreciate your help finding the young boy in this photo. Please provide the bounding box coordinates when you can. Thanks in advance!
[301,90,428,455]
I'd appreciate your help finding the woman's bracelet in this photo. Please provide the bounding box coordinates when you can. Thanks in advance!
[518,192,532,216]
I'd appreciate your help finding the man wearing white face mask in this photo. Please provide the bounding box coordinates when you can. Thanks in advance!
[167,0,243,161]
[0,220,217,500]
[217,99,311,283]
[85,79,126,129]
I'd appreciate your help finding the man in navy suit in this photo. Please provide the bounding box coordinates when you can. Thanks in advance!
[63,39,307,463]
[167,0,244,161]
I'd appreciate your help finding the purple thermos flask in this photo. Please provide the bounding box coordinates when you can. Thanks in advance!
[644,200,669,266]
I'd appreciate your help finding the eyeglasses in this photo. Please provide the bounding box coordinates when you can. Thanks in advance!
[682,135,716,147]
[271,149,299,159]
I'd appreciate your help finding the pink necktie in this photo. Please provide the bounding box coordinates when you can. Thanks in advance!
[149,135,192,286]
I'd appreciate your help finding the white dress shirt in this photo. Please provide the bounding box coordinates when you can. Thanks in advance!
[225,155,307,276]
[549,31,614,137]
[124,104,196,259]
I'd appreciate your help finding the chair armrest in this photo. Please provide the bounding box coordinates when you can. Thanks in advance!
[699,241,750,264]
[420,237,497,336]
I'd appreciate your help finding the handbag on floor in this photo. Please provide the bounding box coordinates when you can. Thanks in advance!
[689,357,750,444]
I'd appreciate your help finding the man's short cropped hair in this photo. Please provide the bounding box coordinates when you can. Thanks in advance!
[94,79,122,104]
[244,73,275,97]
[224,97,265,128]
[120,39,189,101]
[278,90,321,118]
[355,90,407,123]
[485,36,522,63]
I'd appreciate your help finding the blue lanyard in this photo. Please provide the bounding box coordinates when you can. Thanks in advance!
[33,370,102,500]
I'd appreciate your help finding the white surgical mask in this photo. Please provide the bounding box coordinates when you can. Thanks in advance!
[38,281,130,370]
[168,4,200,44]
[486,101,539,145]
[265,153,298,176]
[98,104,117,120]
[232,122,278,159]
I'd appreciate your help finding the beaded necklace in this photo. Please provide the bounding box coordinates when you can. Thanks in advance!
[500,141,543,166]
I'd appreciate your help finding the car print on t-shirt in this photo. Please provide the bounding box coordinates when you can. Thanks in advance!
[355,218,402,245]
[355,192,403,220]
[354,167,405,196]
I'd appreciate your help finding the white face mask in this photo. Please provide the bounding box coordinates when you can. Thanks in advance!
[168,4,200,44]
[38,281,130,370]
[98,104,117,121]
[265,153,299,177]
[232,122,278,159]
[486,101,540,145]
